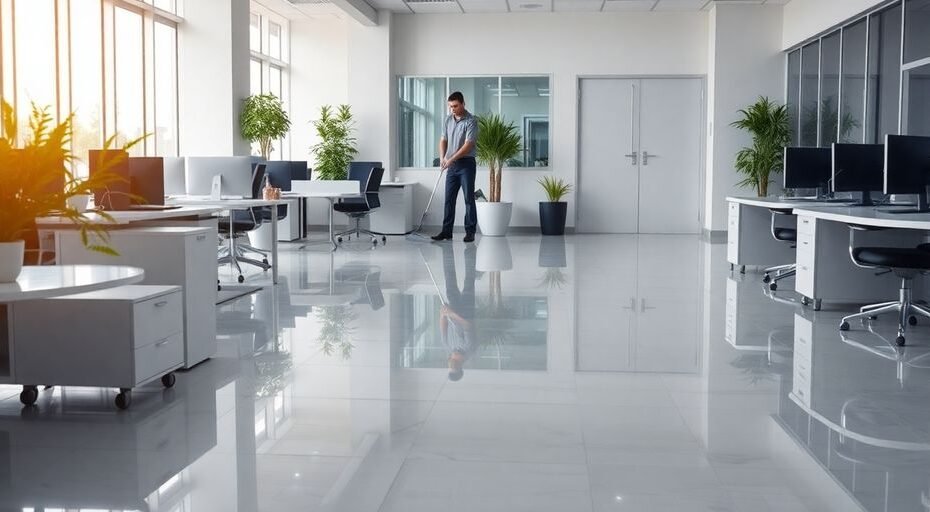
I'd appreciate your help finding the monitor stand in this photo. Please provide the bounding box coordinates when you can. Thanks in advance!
[886,190,930,214]
[848,190,875,207]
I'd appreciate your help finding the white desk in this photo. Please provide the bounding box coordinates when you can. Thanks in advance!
[281,190,362,251]
[0,265,144,384]
[36,205,222,225]
[791,206,929,308]
[168,197,285,283]
[725,196,855,272]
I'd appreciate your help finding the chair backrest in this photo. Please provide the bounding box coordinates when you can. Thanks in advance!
[346,165,372,193]
[251,163,267,199]
[366,167,385,192]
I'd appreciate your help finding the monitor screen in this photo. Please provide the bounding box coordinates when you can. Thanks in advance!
[128,157,165,205]
[884,134,930,195]
[831,144,884,193]
[185,156,252,196]
[264,161,293,191]
[162,156,185,196]
[289,161,310,181]
[783,147,832,189]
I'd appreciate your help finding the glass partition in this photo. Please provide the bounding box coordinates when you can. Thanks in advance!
[840,19,867,143]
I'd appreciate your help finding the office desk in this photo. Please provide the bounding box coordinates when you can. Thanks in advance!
[725,196,854,271]
[168,197,285,283]
[36,205,223,225]
[791,206,928,308]
[0,265,144,384]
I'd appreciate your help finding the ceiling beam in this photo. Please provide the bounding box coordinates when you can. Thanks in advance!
[330,0,379,26]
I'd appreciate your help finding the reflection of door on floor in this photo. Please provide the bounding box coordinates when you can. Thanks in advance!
[577,77,704,234]
[523,116,549,167]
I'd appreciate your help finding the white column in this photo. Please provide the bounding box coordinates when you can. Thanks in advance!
[347,10,394,177]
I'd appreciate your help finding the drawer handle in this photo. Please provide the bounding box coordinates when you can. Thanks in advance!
[197,234,207,241]
[156,338,171,347]
[154,301,169,307]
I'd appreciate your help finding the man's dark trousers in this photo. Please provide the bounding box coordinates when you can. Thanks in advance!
[441,157,477,236]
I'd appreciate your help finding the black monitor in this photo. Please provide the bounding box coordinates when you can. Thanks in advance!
[263,161,293,191]
[831,144,884,206]
[884,134,930,212]
[349,161,383,182]
[128,157,165,206]
[289,161,310,181]
[784,147,832,191]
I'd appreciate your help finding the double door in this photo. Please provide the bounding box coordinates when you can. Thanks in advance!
[578,77,704,234]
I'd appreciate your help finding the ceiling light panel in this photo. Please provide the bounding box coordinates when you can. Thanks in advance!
[457,0,509,12]
[653,0,709,10]
[406,0,463,13]
[366,0,412,10]
[553,0,602,11]
[512,0,552,11]
[603,0,657,11]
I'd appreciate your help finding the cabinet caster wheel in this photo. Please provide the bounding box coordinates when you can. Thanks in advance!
[19,386,38,406]
[115,389,132,410]
[762,274,771,284]
[262,258,268,265]
[909,315,918,326]
[381,236,387,243]
[839,321,850,331]
[740,265,746,274]
[218,284,222,291]
[769,282,777,291]
[801,296,810,306]
[896,335,906,347]
[237,275,245,283]
[337,237,343,243]
[161,373,176,388]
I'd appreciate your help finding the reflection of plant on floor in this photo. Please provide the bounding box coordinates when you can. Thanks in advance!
[729,353,774,385]
[537,267,569,290]
[254,353,293,398]
[316,305,357,359]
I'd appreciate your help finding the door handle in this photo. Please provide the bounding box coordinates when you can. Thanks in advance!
[640,298,656,313]
[642,151,656,165]
[624,152,638,165]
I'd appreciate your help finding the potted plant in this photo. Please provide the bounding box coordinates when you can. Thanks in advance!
[310,105,357,180]
[475,114,522,236]
[240,93,291,160]
[0,101,130,282]
[731,96,791,197]
[537,176,572,236]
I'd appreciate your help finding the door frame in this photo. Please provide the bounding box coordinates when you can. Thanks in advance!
[575,75,707,233]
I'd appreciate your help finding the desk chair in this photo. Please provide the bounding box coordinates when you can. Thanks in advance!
[334,166,385,246]
[838,235,930,346]
[218,164,270,283]
[762,208,797,291]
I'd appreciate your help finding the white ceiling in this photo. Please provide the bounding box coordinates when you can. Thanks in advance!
[364,0,790,14]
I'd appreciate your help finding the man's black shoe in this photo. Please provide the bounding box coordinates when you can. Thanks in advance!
[431,233,453,241]
[463,233,475,243]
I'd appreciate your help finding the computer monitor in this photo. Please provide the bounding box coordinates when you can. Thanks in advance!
[89,149,130,210]
[162,156,186,196]
[185,156,252,197]
[289,160,310,181]
[128,157,165,206]
[349,161,383,182]
[263,161,293,191]
[784,147,832,192]
[884,134,930,212]
[831,144,884,206]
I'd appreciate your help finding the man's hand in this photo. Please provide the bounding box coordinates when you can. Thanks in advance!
[440,304,450,316]
[440,158,448,170]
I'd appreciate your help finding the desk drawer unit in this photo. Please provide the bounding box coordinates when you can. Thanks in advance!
[727,202,740,264]
[11,285,183,409]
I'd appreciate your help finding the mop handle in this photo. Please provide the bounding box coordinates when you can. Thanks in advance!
[418,168,446,229]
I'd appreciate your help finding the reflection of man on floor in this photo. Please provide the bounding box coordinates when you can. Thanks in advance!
[439,243,478,381]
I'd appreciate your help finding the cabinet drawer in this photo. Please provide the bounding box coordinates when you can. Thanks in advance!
[797,216,816,237]
[133,292,183,348]
[134,333,183,384]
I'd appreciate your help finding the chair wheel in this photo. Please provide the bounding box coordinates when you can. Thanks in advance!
[19,386,38,406]
[762,274,771,283]
[337,237,343,243]
[262,258,269,265]
[161,373,176,388]
[909,315,918,326]
[896,335,906,346]
[237,275,245,283]
[115,390,132,410]
[839,321,850,331]
[382,236,387,243]
[769,282,777,291]
[801,296,810,306]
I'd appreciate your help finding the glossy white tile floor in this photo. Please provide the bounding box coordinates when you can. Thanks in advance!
[2,234,930,511]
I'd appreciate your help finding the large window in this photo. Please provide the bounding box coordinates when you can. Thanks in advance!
[819,31,840,146]
[0,0,181,174]
[868,4,902,144]
[787,49,801,146]
[840,19,867,143]
[249,3,289,159]
[397,75,551,169]
[799,42,820,147]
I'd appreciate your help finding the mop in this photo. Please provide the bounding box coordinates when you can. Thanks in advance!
[418,246,449,306]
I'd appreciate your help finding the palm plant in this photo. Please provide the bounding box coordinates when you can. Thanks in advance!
[476,114,522,202]
[310,105,358,180]
[240,94,291,160]
[0,100,141,253]
[316,305,357,359]
[731,97,791,197]
[537,176,572,202]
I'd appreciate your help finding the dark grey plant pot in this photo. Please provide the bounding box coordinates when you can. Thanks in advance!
[539,202,567,236]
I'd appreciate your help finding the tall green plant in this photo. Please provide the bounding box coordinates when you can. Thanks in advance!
[731,96,791,197]
[476,114,522,203]
[310,105,357,180]
[240,94,291,160]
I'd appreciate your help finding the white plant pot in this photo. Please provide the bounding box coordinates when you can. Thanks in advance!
[0,240,25,283]
[476,236,513,272]
[476,202,513,237]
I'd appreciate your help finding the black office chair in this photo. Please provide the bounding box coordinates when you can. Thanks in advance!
[218,164,270,283]
[334,166,385,246]
[762,208,797,291]
[838,235,930,346]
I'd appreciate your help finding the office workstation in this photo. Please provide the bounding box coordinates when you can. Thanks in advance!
[9,0,930,509]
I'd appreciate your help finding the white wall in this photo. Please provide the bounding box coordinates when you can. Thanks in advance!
[391,11,708,229]
[704,4,785,231]
[782,0,886,49]
[178,0,251,156]
[347,10,394,175]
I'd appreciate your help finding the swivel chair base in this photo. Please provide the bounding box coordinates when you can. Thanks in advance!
[762,263,795,291]
[839,275,930,346]
[335,217,387,246]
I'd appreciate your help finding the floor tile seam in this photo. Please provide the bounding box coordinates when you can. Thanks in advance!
[375,395,443,512]
[576,401,599,512]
